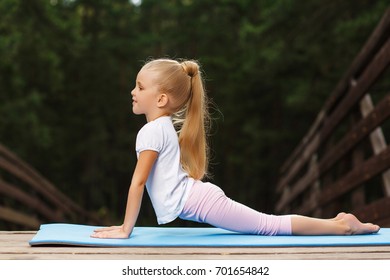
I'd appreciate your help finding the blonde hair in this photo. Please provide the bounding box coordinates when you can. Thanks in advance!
[142,58,209,180]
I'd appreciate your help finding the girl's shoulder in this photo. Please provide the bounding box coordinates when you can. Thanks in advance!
[136,116,175,153]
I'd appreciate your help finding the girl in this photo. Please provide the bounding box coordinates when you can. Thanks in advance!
[91,58,380,239]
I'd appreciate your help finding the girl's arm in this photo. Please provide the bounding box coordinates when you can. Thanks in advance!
[91,150,158,239]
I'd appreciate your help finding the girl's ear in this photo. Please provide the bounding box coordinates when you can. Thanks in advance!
[157,93,168,108]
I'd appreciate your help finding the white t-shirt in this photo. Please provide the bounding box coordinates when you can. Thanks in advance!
[135,116,194,224]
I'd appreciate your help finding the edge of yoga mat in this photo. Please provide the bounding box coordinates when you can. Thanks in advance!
[29,223,390,247]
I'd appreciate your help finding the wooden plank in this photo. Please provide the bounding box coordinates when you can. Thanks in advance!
[350,148,366,210]
[0,144,97,222]
[352,197,390,225]
[2,252,390,260]
[4,252,390,260]
[312,145,390,213]
[1,232,390,260]
[0,179,63,221]
[360,94,390,196]
[297,145,390,215]
[276,95,390,212]
[351,96,367,211]
[0,207,40,229]
[320,94,390,173]
[0,156,74,216]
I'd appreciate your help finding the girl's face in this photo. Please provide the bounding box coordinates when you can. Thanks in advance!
[131,69,162,121]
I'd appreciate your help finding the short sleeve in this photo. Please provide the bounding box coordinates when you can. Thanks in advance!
[135,121,164,154]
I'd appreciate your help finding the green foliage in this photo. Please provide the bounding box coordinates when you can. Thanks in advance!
[0,0,388,225]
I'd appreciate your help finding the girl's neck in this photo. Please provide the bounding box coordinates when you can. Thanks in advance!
[146,113,171,122]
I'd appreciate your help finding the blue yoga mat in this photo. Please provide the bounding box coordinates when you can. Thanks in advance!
[29,223,390,247]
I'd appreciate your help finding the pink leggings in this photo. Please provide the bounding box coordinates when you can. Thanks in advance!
[179,181,292,236]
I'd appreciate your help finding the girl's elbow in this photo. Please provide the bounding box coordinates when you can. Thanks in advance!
[130,180,146,190]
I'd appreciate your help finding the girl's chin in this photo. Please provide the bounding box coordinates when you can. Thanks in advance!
[132,109,143,116]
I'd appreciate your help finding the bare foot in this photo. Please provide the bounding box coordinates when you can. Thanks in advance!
[338,213,380,235]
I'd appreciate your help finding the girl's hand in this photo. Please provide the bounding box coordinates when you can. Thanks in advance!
[90,225,131,239]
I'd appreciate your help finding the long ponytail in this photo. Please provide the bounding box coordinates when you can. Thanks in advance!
[141,59,210,180]
[178,61,209,180]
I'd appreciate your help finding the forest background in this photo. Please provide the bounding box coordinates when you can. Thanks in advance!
[0,0,388,228]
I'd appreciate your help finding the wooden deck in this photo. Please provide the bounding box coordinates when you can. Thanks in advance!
[1,231,390,260]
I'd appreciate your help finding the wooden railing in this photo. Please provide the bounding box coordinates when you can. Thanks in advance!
[0,143,99,229]
[275,8,390,226]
